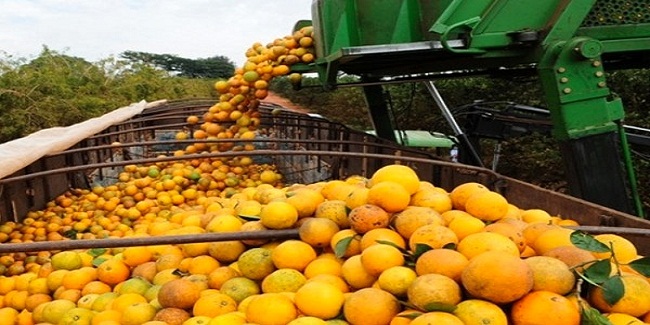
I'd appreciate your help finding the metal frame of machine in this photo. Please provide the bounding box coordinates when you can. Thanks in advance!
[293,0,650,216]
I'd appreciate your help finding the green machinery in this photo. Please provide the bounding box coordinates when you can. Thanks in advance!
[294,0,650,216]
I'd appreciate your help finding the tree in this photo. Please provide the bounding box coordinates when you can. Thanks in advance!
[120,51,235,79]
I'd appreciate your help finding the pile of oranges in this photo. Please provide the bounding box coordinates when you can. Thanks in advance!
[0,163,649,324]
[1,25,650,325]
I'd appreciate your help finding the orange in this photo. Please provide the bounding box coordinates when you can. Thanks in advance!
[207,241,246,264]
[298,218,340,248]
[330,229,362,258]
[237,247,276,280]
[220,277,260,304]
[110,292,147,313]
[520,209,553,224]
[188,255,220,275]
[295,281,345,319]
[410,312,464,325]
[303,257,343,279]
[360,244,405,276]
[592,233,638,264]
[343,288,401,325]
[152,307,191,324]
[207,266,240,290]
[391,309,423,325]
[408,224,458,251]
[531,227,574,255]
[453,299,508,325]
[446,214,485,240]
[41,299,77,324]
[51,251,83,271]
[449,182,489,211]
[315,200,350,229]
[348,204,391,234]
[271,240,317,272]
[341,255,377,290]
[345,186,370,209]
[91,309,122,325]
[461,251,533,304]
[82,281,112,296]
[483,222,526,253]
[369,164,420,195]
[367,181,411,213]
[542,245,597,270]
[511,291,580,325]
[209,311,247,325]
[609,313,645,325]
[524,256,575,295]
[589,273,650,317]
[464,191,509,222]
[407,273,462,310]
[24,293,51,312]
[287,316,328,325]
[261,268,307,293]
[360,228,406,251]
[260,201,299,229]
[456,231,521,259]
[392,206,444,239]
[0,308,18,324]
[58,307,96,325]
[306,274,350,293]
[286,188,325,218]
[121,301,157,325]
[157,279,201,310]
[97,259,130,286]
[193,293,237,317]
[245,293,297,325]
[415,248,469,282]
[377,266,417,297]
[409,189,452,213]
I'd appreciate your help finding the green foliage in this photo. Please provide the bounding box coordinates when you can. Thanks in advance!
[120,51,235,79]
[0,48,217,143]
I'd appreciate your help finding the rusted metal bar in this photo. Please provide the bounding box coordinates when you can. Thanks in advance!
[0,229,300,253]
[570,225,650,237]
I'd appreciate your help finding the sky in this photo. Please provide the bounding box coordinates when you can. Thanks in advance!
[0,0,313,67]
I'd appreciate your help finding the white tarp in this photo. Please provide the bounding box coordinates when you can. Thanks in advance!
[0,100,165,179]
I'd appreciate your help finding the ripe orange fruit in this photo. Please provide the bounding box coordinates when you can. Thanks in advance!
[246,293,297,325]
[207,266,240,290]
[343,288,401,325]
[449,182,489,211]
[315,200,350,229]
[295,281,345,319]
[408,224,458,251]
[520,209,553,224]
[592,233,638,264]
[464,191,509,222]
[157,279,201,310]
[589,274,650,317]
[407,273,462,310]
[461,251,533,304]
[484,222,526,253]
[259,201,299,229]
[446,214,485,240]
[410,312,464,325]
[377,266,417,297]
[542,245,596,270]
[415,248,469,282]
[453,299,508,325]
[360,228,406,251]
[271,240,317,272]
[219,277,260,304]
[96,259,130,286]
[303,257,343,279]
[341,255,377,290]
[299,218,340,248]
[531,227,574,255]
[511,291,580,325]
[456,231,521,259]
[409,189,452,213]
[193,293,237,317]
[360,244,405,276]
[50,251,83,271]
[330,229,362,258]
[524,256,575,295]
[392,206,444,239]
[367,181,411,213]
[348,204,391,234]
[369,164,420,195]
